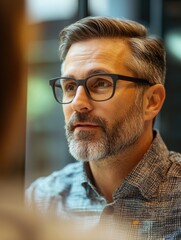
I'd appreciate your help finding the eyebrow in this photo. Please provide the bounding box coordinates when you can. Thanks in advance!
[87,69,111,75]
[62,68,112,79]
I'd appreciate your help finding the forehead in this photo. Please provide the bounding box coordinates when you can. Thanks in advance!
[62,38,131,76]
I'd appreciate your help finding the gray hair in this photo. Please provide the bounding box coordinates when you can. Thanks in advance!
[59,16,166,85]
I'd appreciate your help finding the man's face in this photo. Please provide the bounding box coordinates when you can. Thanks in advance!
[62,38,145,162]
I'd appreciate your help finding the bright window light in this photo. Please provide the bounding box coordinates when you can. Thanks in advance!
[89,0,109,16]
[166,30,181,61]
[26,0,78,22]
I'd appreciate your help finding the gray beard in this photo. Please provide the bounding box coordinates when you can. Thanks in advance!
[65,100,144,162]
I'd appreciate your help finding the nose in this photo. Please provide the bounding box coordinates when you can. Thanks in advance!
[71,86,93,113]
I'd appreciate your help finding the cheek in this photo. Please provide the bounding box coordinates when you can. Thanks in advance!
[96,104,119,124]
[104,95,135,121]
[62,106,72,123]
[104,96,125,114]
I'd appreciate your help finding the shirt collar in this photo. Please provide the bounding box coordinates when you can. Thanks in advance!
[80,163,95,189]
[81,162,104,199]
[120,130,170,199]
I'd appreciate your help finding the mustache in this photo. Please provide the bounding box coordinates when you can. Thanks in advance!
[65,112,107,132]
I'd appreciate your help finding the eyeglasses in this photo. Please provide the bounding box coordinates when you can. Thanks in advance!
[49,73,152,104]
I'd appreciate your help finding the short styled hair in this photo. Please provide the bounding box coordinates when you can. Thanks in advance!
[59,16,166,85]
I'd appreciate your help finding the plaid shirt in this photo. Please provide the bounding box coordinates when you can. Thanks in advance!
[26,131,181,239]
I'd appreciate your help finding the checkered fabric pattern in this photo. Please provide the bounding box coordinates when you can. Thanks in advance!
[26,131,181,239]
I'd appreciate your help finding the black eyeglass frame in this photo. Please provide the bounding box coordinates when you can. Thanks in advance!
[49,73,153,104]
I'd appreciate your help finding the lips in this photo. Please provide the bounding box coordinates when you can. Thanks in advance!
[66,112,106,133]
[73,122,99,130]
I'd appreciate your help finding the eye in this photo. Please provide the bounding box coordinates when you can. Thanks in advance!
[88,76,113,92]
[94,79,111,88]
[62,80,77,93]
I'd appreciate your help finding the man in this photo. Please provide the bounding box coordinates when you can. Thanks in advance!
[26,16,181,239]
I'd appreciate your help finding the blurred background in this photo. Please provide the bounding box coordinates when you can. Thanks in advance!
[8,0,179,187]
[0,0,180,189]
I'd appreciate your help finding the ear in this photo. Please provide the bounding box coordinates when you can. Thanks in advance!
[143,84,166,121]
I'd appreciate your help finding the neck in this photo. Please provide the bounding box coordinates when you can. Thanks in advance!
[89,130,154,202]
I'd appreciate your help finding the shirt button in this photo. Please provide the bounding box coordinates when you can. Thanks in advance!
[103,206,114,215]
[132,219,140,225]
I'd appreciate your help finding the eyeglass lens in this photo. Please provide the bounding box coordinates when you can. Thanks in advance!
[54,75,114,103]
